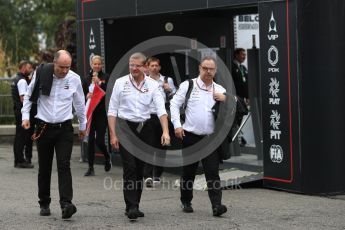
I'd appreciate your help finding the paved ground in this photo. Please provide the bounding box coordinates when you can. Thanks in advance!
[1,143,345,230]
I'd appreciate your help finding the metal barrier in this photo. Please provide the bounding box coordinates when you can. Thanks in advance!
[0,77,81,125]
[0,78,14,123]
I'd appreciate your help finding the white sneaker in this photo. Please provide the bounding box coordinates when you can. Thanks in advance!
[145,177,153,187]
[153,178,161,185]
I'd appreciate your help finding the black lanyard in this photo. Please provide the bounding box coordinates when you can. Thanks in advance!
[129,76,147,93]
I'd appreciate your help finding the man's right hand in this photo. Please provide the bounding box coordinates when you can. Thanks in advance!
[174,127,185,140]
[22,120,30,129]
[110,135,119,151]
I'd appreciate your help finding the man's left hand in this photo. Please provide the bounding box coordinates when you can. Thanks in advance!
[214,93,226,102]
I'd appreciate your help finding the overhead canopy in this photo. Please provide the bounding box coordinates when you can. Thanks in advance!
[77,0,260,20]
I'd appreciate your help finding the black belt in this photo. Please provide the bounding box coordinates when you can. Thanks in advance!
[150,114,158,118]
[184,130,207,138]
[37,119,72,128]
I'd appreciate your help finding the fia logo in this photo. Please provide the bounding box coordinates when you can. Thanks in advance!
[268,12,279,41]
[270,145,283,163]
[89,28,96,50]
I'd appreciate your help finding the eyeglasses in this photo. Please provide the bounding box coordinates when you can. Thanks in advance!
[129,64,144,69]
[200,65,216,72]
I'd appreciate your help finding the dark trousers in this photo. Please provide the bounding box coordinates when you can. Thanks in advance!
[13,110,34,165]
[36,120,74,208]
[87,115,110,167]
[143,114,165,179]
[119,120,152,210]
[180,131,222,208]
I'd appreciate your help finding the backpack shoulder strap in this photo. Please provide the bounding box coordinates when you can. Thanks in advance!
[183,79,194,109]
[29,63,44,103]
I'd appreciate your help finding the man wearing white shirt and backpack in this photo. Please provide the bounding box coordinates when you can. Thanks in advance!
[170,56,228,217]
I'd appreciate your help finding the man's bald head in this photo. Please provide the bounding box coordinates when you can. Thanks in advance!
[53,50,72,78]
[54,50,72,62]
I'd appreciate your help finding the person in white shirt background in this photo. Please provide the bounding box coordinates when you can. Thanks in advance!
[108,52,170,220]
[170,56,228,217]
[22,50,86,219]
[11,60,35,168]
[143,56,176,187]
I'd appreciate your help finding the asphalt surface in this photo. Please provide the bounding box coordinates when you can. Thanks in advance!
[0,143,345,230]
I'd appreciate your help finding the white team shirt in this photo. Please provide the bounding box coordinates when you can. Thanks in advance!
[108,74,167,122]
[21,70,87,131]
[170,76,226,135]
[149,74,176,114]
[17,79,28,96]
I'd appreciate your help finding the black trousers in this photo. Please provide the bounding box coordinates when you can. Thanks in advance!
[180,131,222,208]
[143,114,165,179]
[87,114,110,167]
[13,110,34,165]
[36,120,74,208]
[119,119,153,210]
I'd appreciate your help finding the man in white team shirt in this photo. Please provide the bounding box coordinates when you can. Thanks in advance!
[143,56,176,187]
[108,52,170,220]
[22,50,86,219]
[170,56,228,217]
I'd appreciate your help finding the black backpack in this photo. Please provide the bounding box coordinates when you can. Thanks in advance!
[181,79,231,160]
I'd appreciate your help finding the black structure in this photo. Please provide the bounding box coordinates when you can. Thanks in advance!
[76,0,345,194]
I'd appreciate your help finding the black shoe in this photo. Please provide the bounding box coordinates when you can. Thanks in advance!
[84,167,95,176]
[15,162,34,168]
[127,208,139,220]
[125,209,144,218]
[182,203,193,213]
[62,204,77,219]
[104,160,112,172]
[212,204,227,217]
[240,137,247,147]
[40,206,51,216]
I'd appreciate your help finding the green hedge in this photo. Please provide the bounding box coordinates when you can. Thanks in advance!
[0,79,15,125]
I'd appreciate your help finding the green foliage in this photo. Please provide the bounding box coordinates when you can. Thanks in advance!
[0,79,15,124]
[34,0,76,47]
[0,0,76,76]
